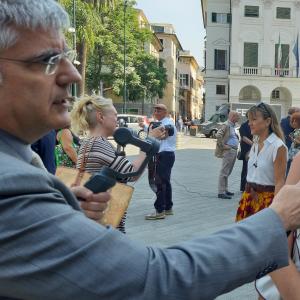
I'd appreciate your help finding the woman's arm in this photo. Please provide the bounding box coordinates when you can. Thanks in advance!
[274,146,287,195]
[61,129,78,164]
[242,136,253,146]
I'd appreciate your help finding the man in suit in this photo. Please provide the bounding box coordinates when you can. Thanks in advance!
[215,111,240,199]
[238,118,253,192]
[2,1,300,299]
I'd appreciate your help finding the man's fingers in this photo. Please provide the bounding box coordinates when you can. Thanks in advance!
[80,201,108,212]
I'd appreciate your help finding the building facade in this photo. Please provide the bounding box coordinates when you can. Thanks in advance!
[178,51,204,119]
[201,0,300,120]
[151,23,183,117]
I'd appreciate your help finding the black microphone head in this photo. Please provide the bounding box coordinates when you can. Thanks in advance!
[113,127,134,146]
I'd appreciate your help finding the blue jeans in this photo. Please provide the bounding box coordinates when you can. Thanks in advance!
[154,152,175,213]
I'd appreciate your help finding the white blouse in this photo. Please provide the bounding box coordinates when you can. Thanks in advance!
[247,133,287,186]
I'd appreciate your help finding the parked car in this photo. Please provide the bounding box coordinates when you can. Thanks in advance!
[117,114,149,137]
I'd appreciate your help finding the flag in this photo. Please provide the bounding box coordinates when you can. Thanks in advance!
[277,33,282,71]
[293,33,299,77]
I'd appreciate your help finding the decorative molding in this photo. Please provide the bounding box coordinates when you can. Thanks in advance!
[231,0,240,8]
[212,39,230,46]
[264,0,274,9]
[295,1,300,10]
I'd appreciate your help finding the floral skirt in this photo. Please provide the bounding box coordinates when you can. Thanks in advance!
[235,190,275,222]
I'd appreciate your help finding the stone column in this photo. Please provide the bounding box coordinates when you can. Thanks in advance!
[230,0,241,75]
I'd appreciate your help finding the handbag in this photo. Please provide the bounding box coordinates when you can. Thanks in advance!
[255,231,300,299]
[55,138,134,228]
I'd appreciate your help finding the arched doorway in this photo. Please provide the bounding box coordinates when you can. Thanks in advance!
[239,85,261,102]
[270,87,292,117]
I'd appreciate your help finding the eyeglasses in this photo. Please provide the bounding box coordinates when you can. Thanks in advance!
[255,102,271,117]
[0,50,77,76]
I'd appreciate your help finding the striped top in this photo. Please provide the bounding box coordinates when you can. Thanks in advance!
[76,136,135,182]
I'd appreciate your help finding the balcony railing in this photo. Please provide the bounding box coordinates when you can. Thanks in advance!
[274,68,290,77]
[234,66,295,77]
[243,67,259,75]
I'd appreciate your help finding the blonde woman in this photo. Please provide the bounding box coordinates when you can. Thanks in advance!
[236,102,287,221]
[71,95,163,233]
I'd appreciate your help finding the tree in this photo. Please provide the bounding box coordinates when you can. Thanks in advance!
[59,0,103,95]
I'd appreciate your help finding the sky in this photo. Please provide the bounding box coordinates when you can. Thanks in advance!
[135,0,205,67]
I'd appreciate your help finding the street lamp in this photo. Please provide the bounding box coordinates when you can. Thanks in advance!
[71,0,77,97]
[123,0,128,113]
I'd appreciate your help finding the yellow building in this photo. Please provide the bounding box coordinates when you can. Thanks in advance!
[178,51,204,119]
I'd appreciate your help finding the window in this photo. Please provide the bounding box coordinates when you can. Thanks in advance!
[152,25,164,33]
[276,7,291,19]
[275,44,289,68]
[211,13,231,24]
[245,6,259,17]
[190,77,194,89]
[214,49,226,70]
[272,90,280,99]
[159,39,164,46]
[244,43,258,67]
[216,85,226,95]
[179,74,189,87]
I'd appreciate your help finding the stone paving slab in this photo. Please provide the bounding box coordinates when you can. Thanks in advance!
[125,134,257,299]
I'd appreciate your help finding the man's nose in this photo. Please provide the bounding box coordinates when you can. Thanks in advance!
[56,60,82,85]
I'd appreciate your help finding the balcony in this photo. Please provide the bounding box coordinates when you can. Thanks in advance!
[274,68,291,77]
[243,67,259,75]
[231,66,296,78]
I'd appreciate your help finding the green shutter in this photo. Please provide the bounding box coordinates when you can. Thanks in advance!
[244,43,258,67]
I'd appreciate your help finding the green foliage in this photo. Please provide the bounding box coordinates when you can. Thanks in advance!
[59,0,167,101]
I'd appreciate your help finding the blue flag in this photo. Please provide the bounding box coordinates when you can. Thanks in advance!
[293,33,299,77]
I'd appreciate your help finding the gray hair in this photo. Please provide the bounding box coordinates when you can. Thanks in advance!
[0,0,70,50]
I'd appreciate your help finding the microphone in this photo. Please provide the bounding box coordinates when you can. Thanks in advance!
[253,162,258,168]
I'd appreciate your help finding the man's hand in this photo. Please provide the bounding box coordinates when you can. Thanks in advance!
[270,183,300,230]
[149,125,166,140]
[71,186,110,221]
[223,144,231,150]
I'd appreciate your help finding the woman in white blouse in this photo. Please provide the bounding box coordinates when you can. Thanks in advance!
[236,102,287,221]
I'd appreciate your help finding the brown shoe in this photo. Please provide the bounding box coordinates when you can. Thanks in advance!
[165,209,174,215]
[145,211,165,220]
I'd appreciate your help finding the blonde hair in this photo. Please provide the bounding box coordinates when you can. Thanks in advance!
[71,95,113,135]
[247,102,284,142]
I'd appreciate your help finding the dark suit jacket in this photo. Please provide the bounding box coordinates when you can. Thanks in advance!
[281,116,293,149]
[239,120,252,160]
[0,135,289,300]
[31,130,56,174]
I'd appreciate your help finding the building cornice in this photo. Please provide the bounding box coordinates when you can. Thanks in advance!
[154,32,183,50]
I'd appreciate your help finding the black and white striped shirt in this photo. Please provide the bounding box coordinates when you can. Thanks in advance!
[76,136,134,182]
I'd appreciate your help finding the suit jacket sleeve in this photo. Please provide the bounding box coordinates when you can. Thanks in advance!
[0,166,288,300]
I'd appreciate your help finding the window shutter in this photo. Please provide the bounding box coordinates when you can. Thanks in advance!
[212,12,217,22]
[244,43,258,67]
[227,13,232,23]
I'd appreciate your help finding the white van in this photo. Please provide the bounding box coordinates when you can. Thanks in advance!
[117,114,149,137]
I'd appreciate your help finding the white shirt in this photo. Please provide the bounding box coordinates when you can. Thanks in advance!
[158,117,177,153]
[247,133,287,186]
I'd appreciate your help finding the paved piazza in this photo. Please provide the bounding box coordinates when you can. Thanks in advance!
[122,133,257,299]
